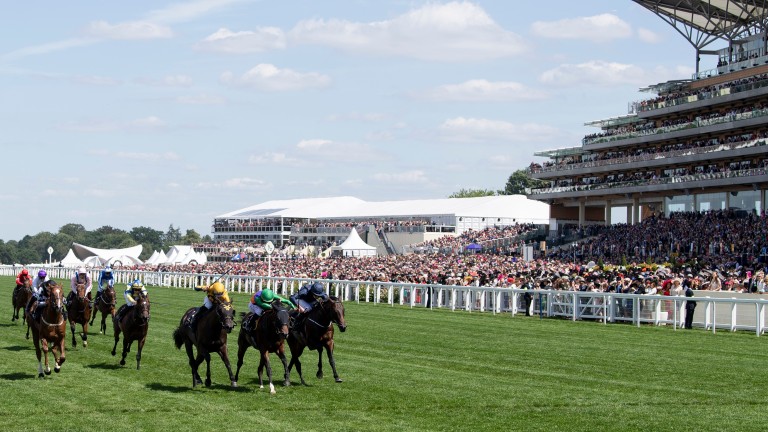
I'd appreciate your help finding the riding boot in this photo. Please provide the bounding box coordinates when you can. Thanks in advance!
[189,306,208,329]
[94,291,101,306]
[28,301,38,320]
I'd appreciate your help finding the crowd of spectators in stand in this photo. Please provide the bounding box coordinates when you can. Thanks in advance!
[637,72,768,112]
[412,224,537,254]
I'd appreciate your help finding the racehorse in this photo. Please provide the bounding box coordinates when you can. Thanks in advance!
[172,300,237,388]
[90,286,117,334]
[25,281,66,377]
[234,303,291,394]
[66,283,91,348]
[287,296,347,384]
[111,292,150,369]
[12,278,33,323]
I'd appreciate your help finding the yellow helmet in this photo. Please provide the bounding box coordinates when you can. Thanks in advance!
[209,282,226,295]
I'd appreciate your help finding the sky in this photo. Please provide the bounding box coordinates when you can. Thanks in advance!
[0,0,707,241]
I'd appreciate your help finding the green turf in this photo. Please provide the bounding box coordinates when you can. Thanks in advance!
[0,275,767,431]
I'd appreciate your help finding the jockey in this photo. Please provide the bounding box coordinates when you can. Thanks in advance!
[290,281,329,315]
[67,266,93,305]
[249,288,295,317]
[14,268,32,296]
[116,279,147,322]
[95,265,115,305]
[27,270,52,320]
[190,281,231,328]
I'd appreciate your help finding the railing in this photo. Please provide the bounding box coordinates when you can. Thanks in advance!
[6,265,766,336]
[583,107,768,146]
[528,166,768,195]
[530,138,767,175]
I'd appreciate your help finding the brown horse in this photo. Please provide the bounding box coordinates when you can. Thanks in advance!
[12,278,33,323]
[25,281,66,377]
[235,304,291,394]
[288,296,347,384]
[172,300,237,388]
[111,293,150,369]
[90,286,117,334]
[66,283,92,348]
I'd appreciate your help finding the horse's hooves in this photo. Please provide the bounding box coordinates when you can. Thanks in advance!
[231,381,238,388]
[111,350,116,356]
[283,380,290,387]
[316,373,323,379]
[38,373,44,378]
[259,384,264,389]
[54,366,61,373]
[120,359,126,366]
[335,378,343,383]
[44,369,51,376]
[205,379,211,387]
[83,341,87,348]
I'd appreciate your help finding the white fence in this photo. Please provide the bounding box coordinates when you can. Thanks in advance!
[3,265,768,336]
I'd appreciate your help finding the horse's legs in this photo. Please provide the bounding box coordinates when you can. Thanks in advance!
[42,339,51,375]
[89,306,97,326]
[185,341,202,386]
[56,338,66,370]
[120,335,131,366]
[324,341,342,383]
[289,343,308,386]
[136,334,146,370]
[234,335,248,383]
[218,344,237,388]
[33,332,43,378]
[81,320,89,348]
[69,318,77,348]
[277,346,290,387]
[257,351,267,391]
[111,321,121,356]
[317,349,324,379]
[204,353,212,388]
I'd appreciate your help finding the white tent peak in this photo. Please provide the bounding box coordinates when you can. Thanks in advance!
[334,228,376,257]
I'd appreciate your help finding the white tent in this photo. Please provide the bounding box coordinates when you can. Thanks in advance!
[106,255,143,267]
[72,243,142,265]
[145,250,160,265]
[333,229,377,257]
[60,249,84,267]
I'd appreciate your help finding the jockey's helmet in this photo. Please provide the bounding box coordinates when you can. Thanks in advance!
[38,270,47,279]
[21,269,28,275]
[261,288,275,303]
[210,282,226,295]
[77,266,86,274]
[310,282,324,296]
[105,266,112,273]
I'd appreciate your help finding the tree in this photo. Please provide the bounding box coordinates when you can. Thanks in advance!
[502,169,549,195]
[130,226,165,260]
[163,224,182,248]
[181,229,202,245]
[448,188,497,198]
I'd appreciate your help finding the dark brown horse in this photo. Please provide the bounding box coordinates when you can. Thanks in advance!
[111,293,150,369]
[66,283,91,348]
[90,286,117,334]
[288,296,347,384]
[235,304,291,394]
[12,278,33,323]
[172,300,237,388]
[25,281,66,377]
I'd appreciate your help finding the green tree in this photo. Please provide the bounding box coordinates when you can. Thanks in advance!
[130,226,165,260]
[163,224,182,248]
[180,229,202,245]
[448,188,497,198]
[502,169,549,195]
[58,223,87,242]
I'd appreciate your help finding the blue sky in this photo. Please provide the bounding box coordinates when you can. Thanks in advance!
[0,0,704,240]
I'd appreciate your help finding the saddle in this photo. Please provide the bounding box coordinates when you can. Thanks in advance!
[243,313,258,333]
[115,304,130,323]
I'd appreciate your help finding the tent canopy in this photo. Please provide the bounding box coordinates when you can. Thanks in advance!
[333,229,377,257]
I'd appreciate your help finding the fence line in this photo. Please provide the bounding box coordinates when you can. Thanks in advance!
[3,265,766,336]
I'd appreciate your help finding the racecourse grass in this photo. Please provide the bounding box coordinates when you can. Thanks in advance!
[0,276,767,432]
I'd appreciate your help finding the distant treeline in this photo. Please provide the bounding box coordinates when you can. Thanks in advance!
[0,223,211,265]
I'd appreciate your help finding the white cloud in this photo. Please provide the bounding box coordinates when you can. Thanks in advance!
[296,139,332,150]
[72,75,122,86]
[86,20,173,40]
[220,177,270,189]
[197,27,286,53]
[638,28,662,43]
[115,151,180,162]
[372,170,429,184]
[295,138,388,162]
[220,64,331,91]
[175,94,227,105]
[289,1,527,61]
[439,117,561,143]
[248,152,301,165]
[539,61,648,86]
[418,79,548,102]
[146,0,247,24]
[136,74,194,87]
[62,116,168,133]
[326,112,387,122]
[531,14,631,42]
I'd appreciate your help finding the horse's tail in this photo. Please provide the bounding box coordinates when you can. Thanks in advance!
[172,326,184,349]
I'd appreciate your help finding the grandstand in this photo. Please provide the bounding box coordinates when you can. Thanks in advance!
[211,195,549,253]
[528,0,768,231]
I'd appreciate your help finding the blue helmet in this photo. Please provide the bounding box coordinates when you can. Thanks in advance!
[310,282,324,296]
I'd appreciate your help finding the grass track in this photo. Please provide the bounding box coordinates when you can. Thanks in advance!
[0,275,767,431]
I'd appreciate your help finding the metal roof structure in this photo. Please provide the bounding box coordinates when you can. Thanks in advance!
[633,1,768,49]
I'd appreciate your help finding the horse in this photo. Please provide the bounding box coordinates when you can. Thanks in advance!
[172,300,237,388]
[66,283,92,348]
[12,278,33,323]
[25,281,66,377]
[287,296,347,385]
[234,303,291,394]
[111,292,151,369]
[90,286,117,334]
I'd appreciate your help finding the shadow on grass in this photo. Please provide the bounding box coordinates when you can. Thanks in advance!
[146,382,194,393]
[3,345,31,352]
[0,323,16,328]
[86,362,123,370]
[0,372,35,380]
